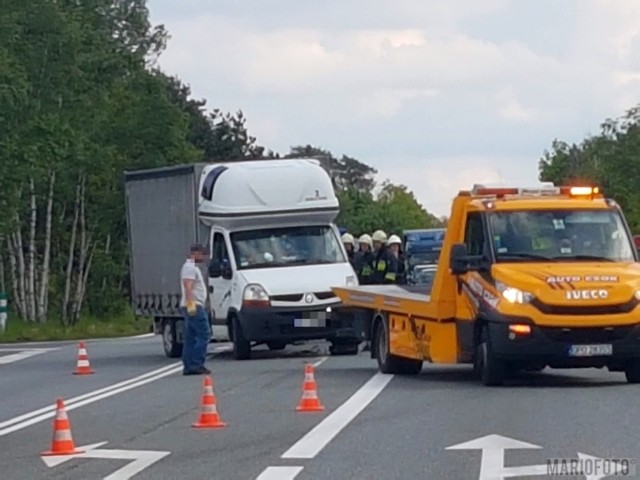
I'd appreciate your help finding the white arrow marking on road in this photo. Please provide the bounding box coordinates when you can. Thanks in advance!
[41,442,170,480]
[577,453,630,480]
[447,434,543,479]
[446,435,629,480]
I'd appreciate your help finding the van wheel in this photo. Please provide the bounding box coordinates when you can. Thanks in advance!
[230,316,251,360]
[475,329,505,386]
[162,319,183,358]
[374,318,422,375]
[624,360,640,383]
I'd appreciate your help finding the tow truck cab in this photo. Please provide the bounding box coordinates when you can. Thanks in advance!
[333,184,640,386]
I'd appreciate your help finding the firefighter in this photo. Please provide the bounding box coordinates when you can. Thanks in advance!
[341,232,356,265]
[371,230,396,284]
[386,234,406,284]
[354,234,374,284]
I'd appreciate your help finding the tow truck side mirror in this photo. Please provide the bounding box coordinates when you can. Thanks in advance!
[450,243,470,275]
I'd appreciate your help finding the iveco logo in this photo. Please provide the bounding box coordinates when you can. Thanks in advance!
[566,289,608,300]
[305,293,314,304]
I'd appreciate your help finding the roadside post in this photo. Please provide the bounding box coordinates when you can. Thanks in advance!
[0,292,6,333]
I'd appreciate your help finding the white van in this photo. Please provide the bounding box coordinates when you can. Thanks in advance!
[197,159,361,359]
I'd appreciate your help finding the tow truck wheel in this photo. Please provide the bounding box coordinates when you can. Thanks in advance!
[624,361,640,383]
[230,316,251,360]
[476,333,505,386]
[374,318,422,375]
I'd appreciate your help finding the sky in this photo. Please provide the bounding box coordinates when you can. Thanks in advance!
[147,0,640,217]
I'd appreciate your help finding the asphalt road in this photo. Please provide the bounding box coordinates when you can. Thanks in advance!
[1,335,639,480]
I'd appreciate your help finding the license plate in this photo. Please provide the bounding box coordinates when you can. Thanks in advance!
[294,318,326,328]
[568,344,612,357]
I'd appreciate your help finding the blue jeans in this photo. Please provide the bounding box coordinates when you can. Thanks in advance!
[180,305,211,372]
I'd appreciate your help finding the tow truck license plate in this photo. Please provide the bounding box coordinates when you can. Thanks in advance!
[568,344,612,357]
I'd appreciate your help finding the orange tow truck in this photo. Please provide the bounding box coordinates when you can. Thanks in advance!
[333,184,640,385]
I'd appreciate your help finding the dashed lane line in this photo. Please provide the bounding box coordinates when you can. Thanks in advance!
[281,372,394,459]
[255,466,304,480]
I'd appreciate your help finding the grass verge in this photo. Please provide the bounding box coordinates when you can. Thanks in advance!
[0,310,152,343]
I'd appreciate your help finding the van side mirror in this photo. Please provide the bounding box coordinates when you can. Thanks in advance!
[450,243,486,275]
[221,258,232,280]
[208,259,221,278]
[209,258,233,280]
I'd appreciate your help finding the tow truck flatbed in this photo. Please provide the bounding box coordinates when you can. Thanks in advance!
[332,285,435,318]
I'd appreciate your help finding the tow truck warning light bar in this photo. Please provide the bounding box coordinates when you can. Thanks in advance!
[468,185,600,198]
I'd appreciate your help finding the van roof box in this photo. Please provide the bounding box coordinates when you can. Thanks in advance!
[197,158,339,229]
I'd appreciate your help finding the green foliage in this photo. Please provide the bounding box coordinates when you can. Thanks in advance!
[0,308,149,342]
[0,0,444,328]
[539,105,640,232]
[336,182,444,236]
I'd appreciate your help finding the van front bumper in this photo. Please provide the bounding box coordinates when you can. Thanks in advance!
[486,319,640,368]
[237,304,364,344]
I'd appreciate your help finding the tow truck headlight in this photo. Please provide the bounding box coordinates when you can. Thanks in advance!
[496,281,534,304]
[346,275,357,286]
[634,290,640,301]
[243,284,270,307]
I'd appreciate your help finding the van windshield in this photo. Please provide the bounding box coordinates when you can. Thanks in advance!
[230,225,346,269]
[487,209,636,263]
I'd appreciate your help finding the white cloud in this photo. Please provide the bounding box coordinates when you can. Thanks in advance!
[148,0,640,214]
[375,156,540,217]
[496,88,538,122]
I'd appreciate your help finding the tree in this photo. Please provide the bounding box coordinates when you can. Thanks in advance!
[539,104,640,231]
[285,145,377,192]
[282,145,444,235]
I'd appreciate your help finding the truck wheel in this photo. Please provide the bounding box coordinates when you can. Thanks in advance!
[162,319,183,358]
[476,330,505,386]
[374,318,422,375]
[267,341,286,351]
[624,361,640,383]
[230,316,251,360]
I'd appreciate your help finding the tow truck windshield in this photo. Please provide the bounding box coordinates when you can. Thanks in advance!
[231,225,346,269]
[487,209,636,263]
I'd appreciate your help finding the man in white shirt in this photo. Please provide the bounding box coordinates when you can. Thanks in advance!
[180,244,211,375]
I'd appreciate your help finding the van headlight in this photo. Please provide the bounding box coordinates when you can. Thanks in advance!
[346,275,357,286]
[242,284,270,307]
[496,281,534,304]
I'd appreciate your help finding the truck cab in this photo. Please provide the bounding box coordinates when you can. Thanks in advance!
[333,184,640,386]
[198,160,361,359]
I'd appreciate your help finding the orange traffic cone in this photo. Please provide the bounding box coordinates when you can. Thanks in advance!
[296,363,324,412]
[192,376,227,429]
[73,342,94,375]
[42,399,84,456]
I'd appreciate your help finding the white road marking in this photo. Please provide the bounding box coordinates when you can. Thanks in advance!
[0,348,57,365]
[0,362,182,437]
[42,441,170,480]
[1,343,229,436]
[255,466,304,480]
[282,372,394,459]
[0,362,180,429]
[311,357,328,368]
[124,333,155,339]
